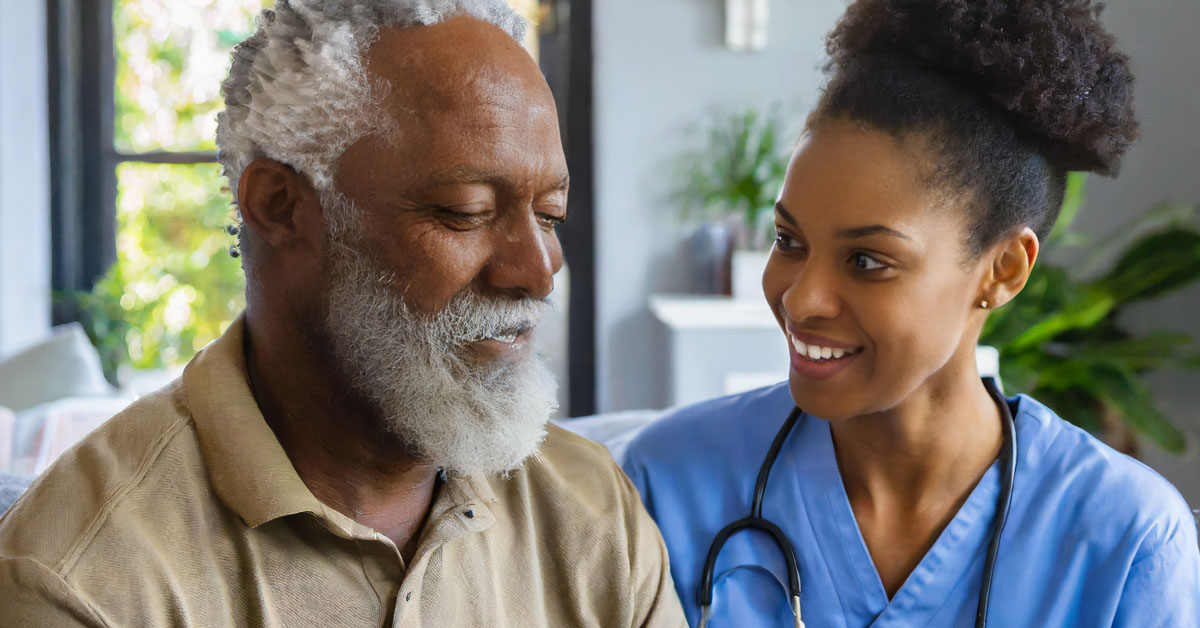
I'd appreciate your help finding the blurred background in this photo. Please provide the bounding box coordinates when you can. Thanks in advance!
[0,0,1196,504]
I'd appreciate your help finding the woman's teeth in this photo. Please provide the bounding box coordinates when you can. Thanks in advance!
[790,334,856,361]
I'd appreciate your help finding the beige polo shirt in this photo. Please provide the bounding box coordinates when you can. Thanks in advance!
[0,318,686,627]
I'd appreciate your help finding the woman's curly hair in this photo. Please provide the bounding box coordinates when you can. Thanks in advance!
[813,0,1138,253]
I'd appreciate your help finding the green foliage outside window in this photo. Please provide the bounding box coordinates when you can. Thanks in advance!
[113,0,272,154]
[74,0,271,384]
[77,163,246,381]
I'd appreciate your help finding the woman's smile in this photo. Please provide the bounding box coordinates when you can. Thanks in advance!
[786,328,863,380]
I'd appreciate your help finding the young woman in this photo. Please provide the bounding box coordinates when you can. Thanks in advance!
[622,1,1200,626]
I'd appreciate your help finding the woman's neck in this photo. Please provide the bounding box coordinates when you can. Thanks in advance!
[831,370,1003,512]
[828,366,1004,597]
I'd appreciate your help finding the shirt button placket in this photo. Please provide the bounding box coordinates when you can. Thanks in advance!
[392,590,411,628]
[393,561,425,628]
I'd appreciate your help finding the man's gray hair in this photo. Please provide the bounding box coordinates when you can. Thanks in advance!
[216,0,526,200]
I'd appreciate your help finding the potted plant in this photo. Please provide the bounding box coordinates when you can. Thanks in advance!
[673,105,792,299]
[981,173,1200,455]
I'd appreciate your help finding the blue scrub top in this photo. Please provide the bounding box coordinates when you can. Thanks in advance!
[622,383,1200,627]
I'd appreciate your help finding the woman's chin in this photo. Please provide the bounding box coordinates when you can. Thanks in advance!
[787,374,860,421]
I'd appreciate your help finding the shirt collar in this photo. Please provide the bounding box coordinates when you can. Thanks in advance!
[183,315,322,527]
[182,314,500,533]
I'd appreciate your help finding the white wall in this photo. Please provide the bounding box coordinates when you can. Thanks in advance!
[0,0,52,357]
[592,0,1199,502]
[593,0,845,412]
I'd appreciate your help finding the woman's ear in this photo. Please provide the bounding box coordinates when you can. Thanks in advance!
[979,227,1040,309]
[236,157,324,255]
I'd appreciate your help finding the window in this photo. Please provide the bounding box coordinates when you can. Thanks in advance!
[98,0,270,379]
[50,0,269,382]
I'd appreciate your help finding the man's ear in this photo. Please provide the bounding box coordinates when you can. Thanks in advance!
[237,157,323,253]
[979,227,1040,309]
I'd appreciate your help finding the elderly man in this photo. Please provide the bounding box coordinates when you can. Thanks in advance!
[0,2,685,626]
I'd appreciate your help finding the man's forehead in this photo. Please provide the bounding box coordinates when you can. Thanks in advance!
[331,15,564,195]
[364,15,546,113]
[421,165,570,191]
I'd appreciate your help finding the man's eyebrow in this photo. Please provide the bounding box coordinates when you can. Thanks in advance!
[836,225,913,241]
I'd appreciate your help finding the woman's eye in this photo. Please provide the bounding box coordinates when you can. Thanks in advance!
[774,232,799,251]
[852,252,888,271]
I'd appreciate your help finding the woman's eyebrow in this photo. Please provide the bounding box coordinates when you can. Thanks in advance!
[836,225,913,241]
[774,201,799,226]
[776,202,912,241]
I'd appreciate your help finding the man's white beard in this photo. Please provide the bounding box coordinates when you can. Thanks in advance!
[320,194,558,477]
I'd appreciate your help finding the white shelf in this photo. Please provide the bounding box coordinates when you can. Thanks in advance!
[648,294,778,330]
[647,294,1002,407]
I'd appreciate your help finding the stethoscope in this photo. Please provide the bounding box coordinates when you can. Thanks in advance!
[697,377,1017,628]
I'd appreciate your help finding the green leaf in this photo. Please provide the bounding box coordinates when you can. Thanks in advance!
[1006,286,1116,352]
[1084,366,1188,453]
[1097,228,1200,303]
[1055,333,1194,372]
[669,104,793,248]
[1047,172,1088,246]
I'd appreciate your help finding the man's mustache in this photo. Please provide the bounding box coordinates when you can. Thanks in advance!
[431,293,553,347]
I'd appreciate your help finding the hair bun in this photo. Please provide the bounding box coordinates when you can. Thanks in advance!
[826,0,1139,175]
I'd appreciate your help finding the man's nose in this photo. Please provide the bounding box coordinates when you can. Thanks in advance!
[781,262,841,323]
[482,211,562,300]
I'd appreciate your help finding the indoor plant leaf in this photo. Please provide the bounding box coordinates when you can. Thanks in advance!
[980,182,1198,455]
[1082,365,1188,453]
[1046,172,1088,246]
[1096,227,1200,303]
[1006,285,1116,352]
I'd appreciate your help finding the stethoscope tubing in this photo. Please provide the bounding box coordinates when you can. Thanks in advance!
[696,377,1016,628]
[976,377,1018,627]
[697,407,805,608]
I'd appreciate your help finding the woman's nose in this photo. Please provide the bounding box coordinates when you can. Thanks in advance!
[780,263,841,323]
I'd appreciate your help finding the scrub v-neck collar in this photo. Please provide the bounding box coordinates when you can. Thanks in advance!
[784,409,1009,627]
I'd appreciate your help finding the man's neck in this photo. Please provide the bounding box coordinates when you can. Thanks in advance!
[243,311,439,562]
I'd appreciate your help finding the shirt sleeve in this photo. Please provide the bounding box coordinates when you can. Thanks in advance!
[0,557,111,628]
[1111,509,1200,627]
[621,445,653,513]
[618,463,688,628]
